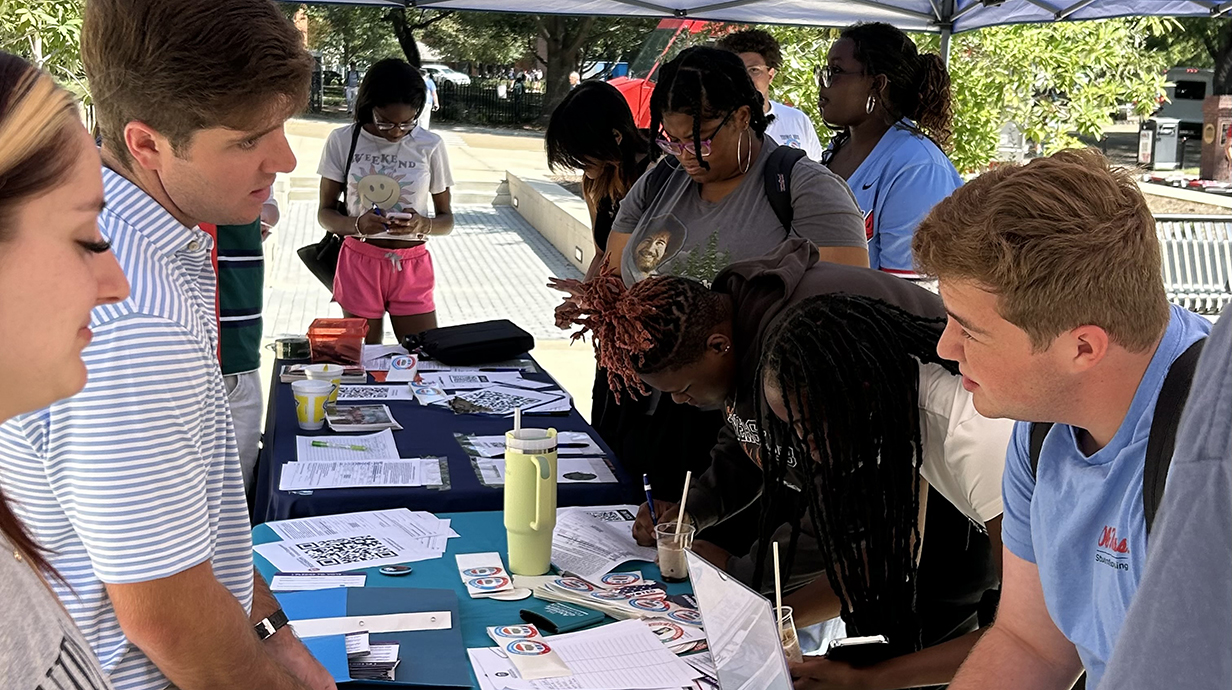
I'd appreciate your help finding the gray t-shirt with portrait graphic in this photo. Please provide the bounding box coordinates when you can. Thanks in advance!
[611,138,866,286]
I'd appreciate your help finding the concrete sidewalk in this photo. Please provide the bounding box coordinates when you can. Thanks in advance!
[262,118,598,418]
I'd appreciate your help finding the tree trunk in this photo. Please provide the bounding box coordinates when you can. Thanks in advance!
[538,16,595,123]
[385,9,422,67]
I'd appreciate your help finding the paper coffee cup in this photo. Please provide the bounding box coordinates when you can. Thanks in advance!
[292,379,333,430]
[304,363,343,404]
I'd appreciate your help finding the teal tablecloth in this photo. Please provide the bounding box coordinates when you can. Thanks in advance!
[253,510,691,686]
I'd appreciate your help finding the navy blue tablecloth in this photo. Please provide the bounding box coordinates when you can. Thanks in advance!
[252,357,639,524]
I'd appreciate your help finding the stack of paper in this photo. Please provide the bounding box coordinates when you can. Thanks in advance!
[458,431,605,458]
[551,505,658,582]
[450,385,571,416]
[362,344,410,372]
[255,509,458,572]
[325,405,403,431]
[532,576,701,624]
[280,430,442,491]
[475,457,618,486]
[349,641,399,681]
[335,385,415,402]
[418,371,554,391]
[468,619,704,690]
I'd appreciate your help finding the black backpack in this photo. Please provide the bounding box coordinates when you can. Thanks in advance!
[1028,338,1206,535]
[642,145,807,235]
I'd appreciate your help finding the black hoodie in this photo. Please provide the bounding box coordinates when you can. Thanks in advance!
[687,237,946,531]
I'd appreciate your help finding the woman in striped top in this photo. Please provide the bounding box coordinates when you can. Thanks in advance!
[0,53,129,688]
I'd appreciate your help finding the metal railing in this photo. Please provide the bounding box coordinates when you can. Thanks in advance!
[434,82,543,126]
[1155,215,1232,316]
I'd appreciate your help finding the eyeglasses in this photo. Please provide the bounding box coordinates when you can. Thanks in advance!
[814,65,864,89]
[655,110,735,158]
[373,113,418,132]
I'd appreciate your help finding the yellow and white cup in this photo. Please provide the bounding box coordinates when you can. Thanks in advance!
[303,363,344,405]
[292,379,333,431]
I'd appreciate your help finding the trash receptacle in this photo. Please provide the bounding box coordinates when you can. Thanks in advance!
[1141,117,1183,170]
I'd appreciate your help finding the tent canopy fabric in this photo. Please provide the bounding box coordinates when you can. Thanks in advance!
[299,0,1230,34]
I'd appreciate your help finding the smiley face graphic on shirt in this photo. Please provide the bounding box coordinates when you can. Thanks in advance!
[357,173,402,210]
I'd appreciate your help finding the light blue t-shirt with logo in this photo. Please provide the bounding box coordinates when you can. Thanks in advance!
[840,121,961,277]
[1001,303,1211,688]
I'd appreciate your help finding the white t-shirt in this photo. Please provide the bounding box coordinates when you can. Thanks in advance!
[917,361,1013,526]
[317,124,454,218]
[765,100,824,161]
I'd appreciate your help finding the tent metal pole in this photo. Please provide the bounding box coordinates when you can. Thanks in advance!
[939,26,952,65]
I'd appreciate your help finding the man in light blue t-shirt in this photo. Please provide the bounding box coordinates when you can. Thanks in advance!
[913,149,1211,690]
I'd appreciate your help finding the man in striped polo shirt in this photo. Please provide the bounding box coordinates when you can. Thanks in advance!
[0,2,331,690]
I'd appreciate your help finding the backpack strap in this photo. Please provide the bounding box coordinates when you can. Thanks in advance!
[641,157,679,207]
[1028,422,1052,479]
[763,146,806,235]
[339,123,362,210]
[1142,338,1206,532]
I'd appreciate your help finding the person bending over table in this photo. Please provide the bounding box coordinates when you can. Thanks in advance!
[557,237,947,562]
[551,46,868,512]
[752,295,1010,690]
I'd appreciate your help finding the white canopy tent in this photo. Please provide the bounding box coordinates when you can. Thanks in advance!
[299,0,1231,62]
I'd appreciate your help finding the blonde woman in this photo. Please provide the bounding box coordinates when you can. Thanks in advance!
[0,53,129,688]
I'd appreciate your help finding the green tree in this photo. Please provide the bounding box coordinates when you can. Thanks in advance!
[536,16,658,122]
[0,0,85,97]
[300,5,400,70]
[768,18,1171,172]
[423,12,537,66]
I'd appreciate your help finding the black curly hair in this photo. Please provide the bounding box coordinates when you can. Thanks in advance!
[716,28,783,70]
[649,46,769,171]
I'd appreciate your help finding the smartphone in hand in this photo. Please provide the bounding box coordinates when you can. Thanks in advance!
[823,635,890,667]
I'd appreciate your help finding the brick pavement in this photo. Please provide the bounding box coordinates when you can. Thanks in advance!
[262,201,582,343]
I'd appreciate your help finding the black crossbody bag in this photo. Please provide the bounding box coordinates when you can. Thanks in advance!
[297,123,362,290]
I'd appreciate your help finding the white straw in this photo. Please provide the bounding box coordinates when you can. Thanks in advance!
[675,470,692,545]
[514,407,521,433]
[773,541,784,627]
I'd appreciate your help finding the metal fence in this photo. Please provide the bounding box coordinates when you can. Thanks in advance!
[434,82,543,126]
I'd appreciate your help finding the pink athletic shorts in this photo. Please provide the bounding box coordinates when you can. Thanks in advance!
[333,236,435,318]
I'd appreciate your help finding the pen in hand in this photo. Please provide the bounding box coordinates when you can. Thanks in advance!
[643,474,659,525]
[311,441,369,451]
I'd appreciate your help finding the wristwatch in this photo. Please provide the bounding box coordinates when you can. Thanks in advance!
[254,608,290,641]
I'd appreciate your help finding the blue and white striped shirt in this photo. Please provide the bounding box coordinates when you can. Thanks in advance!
[0,168,254,690]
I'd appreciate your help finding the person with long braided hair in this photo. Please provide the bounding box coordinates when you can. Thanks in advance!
[818,22,961,278]
[754,295,1012,690]
[554,46,868,506]
[556,237,945,564]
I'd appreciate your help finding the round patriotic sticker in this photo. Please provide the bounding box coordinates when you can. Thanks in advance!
[648,621,685,642]
[600,573,641,587]
[668,608,703,625]
[468,576,511,591]
[492,625,539,639]
[506,640,552,656]
[628,596,670,612]
[589,589,634,601]
[462,566,504,577]
[555,577,596,592]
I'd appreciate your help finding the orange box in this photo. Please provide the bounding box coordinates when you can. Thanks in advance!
[307,318,368,365]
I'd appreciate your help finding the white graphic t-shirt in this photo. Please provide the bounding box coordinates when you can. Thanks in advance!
[317,124,454,217]
[765,100,824,161]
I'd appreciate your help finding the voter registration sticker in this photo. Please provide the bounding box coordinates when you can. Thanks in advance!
[462,566,504,577]
[506,640,552,656]
[390,355,417,370]
[668,608,703,625]
[628,597,670,613]
[589,589,634,602]
[379,565,413,576]
[486,587,532,601]
[555,577,596,592]
[468,576,512,591]
[600,573,642,587]
[492,625,539,639]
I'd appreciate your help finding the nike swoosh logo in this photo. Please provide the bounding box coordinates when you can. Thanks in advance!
[862,183,874,190]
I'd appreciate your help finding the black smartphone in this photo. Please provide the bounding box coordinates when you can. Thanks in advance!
[824,635,891,667]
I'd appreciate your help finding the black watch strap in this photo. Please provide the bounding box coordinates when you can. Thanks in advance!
[254,608,289,641]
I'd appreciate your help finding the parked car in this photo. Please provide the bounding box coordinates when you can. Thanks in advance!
[422,64,471,86]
